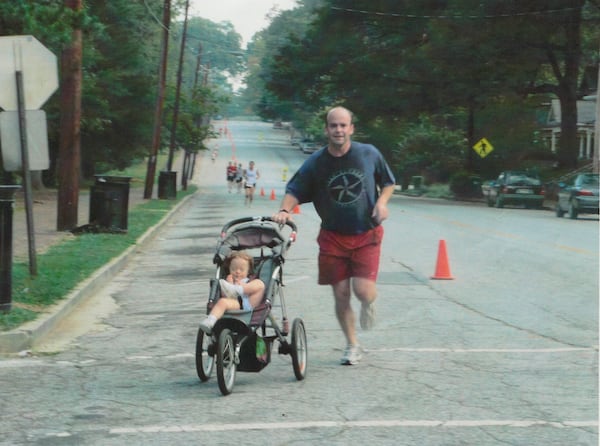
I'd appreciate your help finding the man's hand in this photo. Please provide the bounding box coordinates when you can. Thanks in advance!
[272,209,292,225]
[371,202,389,224]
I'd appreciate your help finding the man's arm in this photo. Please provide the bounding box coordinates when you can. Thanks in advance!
[372,184,395,224]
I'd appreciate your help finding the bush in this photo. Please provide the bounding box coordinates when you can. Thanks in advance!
[450,170,483,198]
[392,116,465,187]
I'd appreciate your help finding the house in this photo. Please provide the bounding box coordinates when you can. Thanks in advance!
[545,97,596,160]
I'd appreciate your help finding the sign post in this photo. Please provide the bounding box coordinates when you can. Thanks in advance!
[0,35,58,280]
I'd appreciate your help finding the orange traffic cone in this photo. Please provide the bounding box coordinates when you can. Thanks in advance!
[270,189,276,200]
[431,240,454,280]
[292,204,300,214]
[260,187,265,197]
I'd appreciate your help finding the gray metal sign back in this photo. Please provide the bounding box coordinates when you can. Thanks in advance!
[0,35,58,111]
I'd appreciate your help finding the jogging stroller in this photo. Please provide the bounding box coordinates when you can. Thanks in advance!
[195,216,307,395]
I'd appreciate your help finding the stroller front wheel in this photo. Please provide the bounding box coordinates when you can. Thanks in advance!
[195,327,214,382]
[217,328,237,395]
[291,318,307,380]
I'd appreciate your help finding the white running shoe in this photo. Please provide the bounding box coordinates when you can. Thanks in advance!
[219,279,240,299]
[340,344,362,365]
[198,316,215,334]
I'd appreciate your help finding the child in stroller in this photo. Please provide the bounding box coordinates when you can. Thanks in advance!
[195,216,307,396]
[198,251,265,334]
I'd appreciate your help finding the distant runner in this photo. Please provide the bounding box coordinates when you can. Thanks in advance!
[244,161,260,206]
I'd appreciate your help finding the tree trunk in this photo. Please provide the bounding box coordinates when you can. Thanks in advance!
[56,0,82,230]
[556,3,583,169]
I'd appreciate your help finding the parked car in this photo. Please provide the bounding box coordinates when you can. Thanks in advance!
[299,139,321,154]
[483,171,545,209]
[555,173,599,219]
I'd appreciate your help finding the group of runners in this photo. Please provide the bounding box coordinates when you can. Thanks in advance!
[226,160,260,206]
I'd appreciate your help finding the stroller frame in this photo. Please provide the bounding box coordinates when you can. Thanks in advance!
[195,216,307,395]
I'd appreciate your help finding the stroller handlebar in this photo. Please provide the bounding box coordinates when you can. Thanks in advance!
[219,216,298,242]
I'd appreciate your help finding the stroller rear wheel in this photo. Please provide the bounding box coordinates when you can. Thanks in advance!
[195,327,214,382]
[291,318,307,380]
[217,328,237,395]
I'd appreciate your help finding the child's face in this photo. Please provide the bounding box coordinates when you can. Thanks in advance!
[229,257,250,281]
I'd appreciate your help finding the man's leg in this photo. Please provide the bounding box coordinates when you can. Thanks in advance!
[353,277,377,305]
[332,279,357,346]
[353,277,377,330]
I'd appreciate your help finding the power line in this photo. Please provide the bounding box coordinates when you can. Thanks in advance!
[142,0,170,31]
[330,5,580,20]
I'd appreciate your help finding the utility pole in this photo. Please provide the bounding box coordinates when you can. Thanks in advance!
[193,42,202,96]
[56,0,83,230]
[594,40,599,174]
[144,0,171,199]
[166,0,190,172]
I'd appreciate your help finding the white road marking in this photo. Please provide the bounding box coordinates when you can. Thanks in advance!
[105,419,598,434]
[363,347,596,353]
[2,347,594,368]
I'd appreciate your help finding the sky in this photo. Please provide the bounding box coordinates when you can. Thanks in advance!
[189,0,299,48]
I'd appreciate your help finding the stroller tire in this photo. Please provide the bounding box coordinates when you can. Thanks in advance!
[291,318,307,381]
[195,327,214,382]
[217,328,237,395]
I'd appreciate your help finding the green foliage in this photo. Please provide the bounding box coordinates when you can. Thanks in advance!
[392,116,465,187]
[243,3,320,122]
[0,1,245,183]
[256,0,600,177]
[422,183,454,200]
[0,1,76,46]
[75,0,163,177]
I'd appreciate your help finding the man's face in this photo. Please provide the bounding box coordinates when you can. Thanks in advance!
[325,109,354,148]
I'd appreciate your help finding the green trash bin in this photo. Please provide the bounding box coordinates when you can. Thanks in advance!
[89,175,131,231]
[158,171,177,199]
[411,176,424,189]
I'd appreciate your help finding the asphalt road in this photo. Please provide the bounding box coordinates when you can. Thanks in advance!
[0,120,597,445]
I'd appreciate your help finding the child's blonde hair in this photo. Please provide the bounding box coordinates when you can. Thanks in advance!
[225,251,254,274]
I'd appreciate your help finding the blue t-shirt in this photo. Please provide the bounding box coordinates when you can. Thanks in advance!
[286,142,396,234]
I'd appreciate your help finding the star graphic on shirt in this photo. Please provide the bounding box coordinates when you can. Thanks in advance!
[328,170,364,205]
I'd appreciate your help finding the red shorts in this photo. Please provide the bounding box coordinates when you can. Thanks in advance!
[317,226,384,285]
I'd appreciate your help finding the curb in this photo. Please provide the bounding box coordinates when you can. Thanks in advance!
[0,193,195,354]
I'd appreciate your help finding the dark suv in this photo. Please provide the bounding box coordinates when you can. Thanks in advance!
[484,171,545,209]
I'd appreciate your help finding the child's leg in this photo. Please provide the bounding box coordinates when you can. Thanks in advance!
[210,297,241,319]
[199,297,240,333]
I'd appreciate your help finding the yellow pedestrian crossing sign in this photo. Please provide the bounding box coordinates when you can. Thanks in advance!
[473,138,494,158]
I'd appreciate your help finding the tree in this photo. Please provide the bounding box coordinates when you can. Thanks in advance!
[480,0,600,168]
[242,2,321,124]
[258,0,600,173]
[79,0,163,176]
